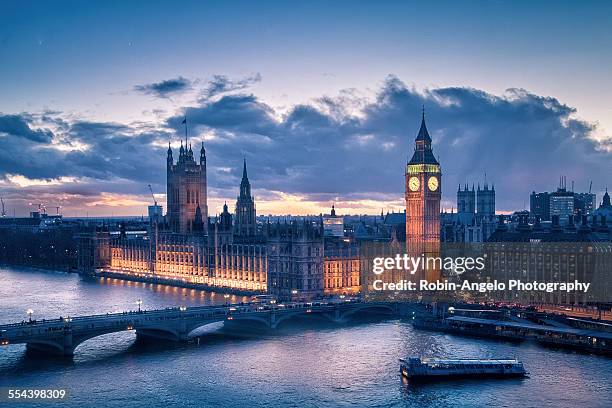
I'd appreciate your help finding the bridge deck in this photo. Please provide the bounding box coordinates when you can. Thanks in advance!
[0,300,395,353]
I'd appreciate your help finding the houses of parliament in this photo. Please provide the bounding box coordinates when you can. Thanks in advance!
[78,115,439,300]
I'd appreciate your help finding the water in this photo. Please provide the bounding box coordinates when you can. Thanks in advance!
[0,266,610,407]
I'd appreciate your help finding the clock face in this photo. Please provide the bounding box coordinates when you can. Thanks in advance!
[428,176,439,191]
[409,176,420,192]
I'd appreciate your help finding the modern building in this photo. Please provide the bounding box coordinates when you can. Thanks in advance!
[574,192,597,217]
[549,185,574,225]
[148,205,163,221]
[530,191,551,221]
[530,177,597,224]
[323,204,344,238]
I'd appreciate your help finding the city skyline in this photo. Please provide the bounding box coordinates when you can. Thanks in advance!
[1,1,611,217]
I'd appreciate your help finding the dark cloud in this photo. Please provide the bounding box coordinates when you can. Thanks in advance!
[2,77,611,214]
[169,76,611,211]
[134,76,193,98]
[0,113,53,143]
[200,73,262,101]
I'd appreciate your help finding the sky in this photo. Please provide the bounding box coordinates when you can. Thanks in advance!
[0,0,611,217]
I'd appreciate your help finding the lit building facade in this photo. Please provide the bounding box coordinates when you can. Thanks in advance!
[166,141,208,234]
[87,139,338,299]
[405,112,442,282]
[323,245,361,295]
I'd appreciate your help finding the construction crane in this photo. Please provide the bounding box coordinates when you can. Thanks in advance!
[28,202,47,215]
[0,197,6,217]
[148,184,157,206]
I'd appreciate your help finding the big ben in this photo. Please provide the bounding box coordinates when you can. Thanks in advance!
[405,110,441,282]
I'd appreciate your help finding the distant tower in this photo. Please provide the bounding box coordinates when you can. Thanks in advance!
[477,180,495,216]
[166,127,208,234]
[457,184,475,214]
[405,110,442,282]
[217,202,233,246]
[234,159,257,238]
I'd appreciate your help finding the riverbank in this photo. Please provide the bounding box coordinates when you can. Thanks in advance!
[413,314,612,356]
[94,269,266,297]
[2,266,612,407]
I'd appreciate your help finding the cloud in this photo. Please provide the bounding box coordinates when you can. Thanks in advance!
[169,75,611,212]
[0,113,54,143]
[134,76,193,98]
[1,76,611,215]
[200,73,262,101]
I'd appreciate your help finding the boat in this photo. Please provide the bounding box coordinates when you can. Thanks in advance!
[400,357,527,381]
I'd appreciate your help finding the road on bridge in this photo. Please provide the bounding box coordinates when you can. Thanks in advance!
[0,299,395,357]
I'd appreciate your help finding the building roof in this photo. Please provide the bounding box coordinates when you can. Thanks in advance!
[383,212,405,225]
[415,113,431,143]
[408,113,439,165]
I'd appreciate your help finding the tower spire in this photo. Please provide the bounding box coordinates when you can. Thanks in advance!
[182,115,188,148]
[415,107,431,143]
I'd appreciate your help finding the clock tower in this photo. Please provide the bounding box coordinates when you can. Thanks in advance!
[405,110,441,282]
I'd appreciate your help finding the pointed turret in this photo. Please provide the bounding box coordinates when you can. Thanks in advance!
[235,158,256,239]
[200,141,206,165]
[167,142,173,166]
[408,108,438,165]
[415,108,432,143]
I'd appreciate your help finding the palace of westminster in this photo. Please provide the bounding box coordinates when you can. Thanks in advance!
[76,113,611,302]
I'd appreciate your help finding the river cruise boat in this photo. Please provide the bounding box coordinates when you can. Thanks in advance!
[400,357,527,380]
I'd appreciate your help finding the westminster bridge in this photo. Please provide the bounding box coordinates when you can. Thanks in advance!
[0,300,397,357]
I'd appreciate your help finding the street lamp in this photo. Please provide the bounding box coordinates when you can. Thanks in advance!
[26,309,34,322]
[136,299,143,312]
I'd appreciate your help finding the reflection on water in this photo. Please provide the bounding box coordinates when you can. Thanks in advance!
[0,266,611,408]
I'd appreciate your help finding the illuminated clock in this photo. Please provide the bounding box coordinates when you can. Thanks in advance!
[428,176,439,191]
[409,176,420,192]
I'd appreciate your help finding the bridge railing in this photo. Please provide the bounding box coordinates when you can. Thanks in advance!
[0,299,370,332]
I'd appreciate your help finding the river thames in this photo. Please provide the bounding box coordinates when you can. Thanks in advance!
[0,266,610,407]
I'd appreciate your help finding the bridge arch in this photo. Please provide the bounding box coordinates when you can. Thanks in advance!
[184,317,227,336]
[71,329,137,355]
[26,339,67,355]
[339,303,395,321]
[272,309,337,329]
